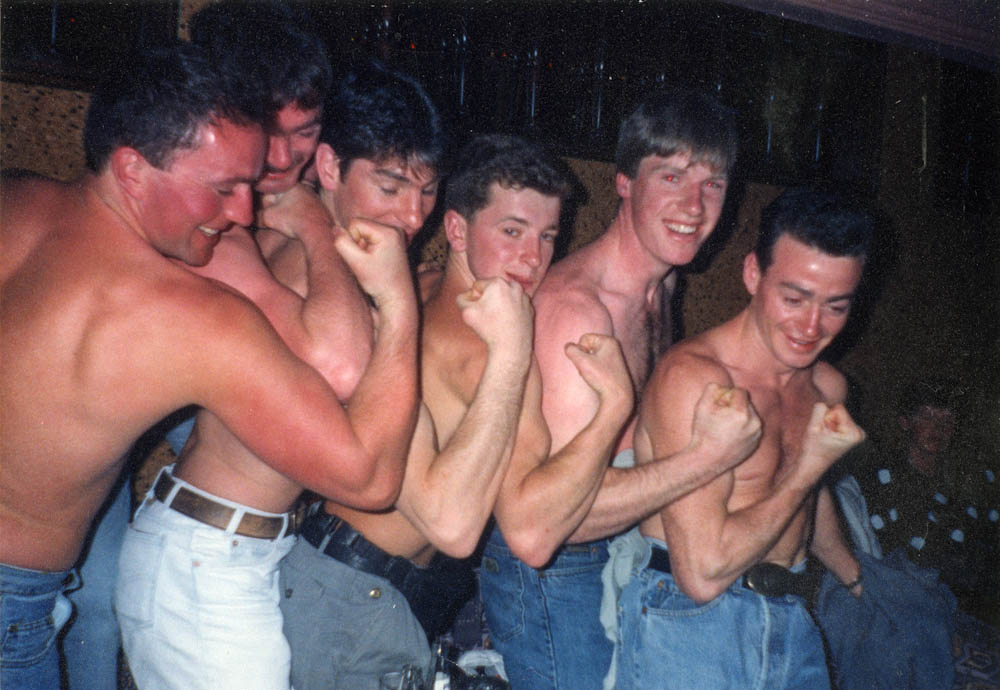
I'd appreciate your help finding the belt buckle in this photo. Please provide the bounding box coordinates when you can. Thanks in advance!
[743,562,791,597]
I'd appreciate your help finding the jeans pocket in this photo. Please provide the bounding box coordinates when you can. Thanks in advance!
[113,528,165,630]
[479,552,525,643]
[0,593,69,668]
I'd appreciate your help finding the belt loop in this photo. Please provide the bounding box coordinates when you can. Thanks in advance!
[162,469,182,506]
[223,508,244,536]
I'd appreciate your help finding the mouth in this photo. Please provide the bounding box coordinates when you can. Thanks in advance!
[665,222,698,236]
[198,225,221,237]
[506,273,535,293]
[786,335,820,352]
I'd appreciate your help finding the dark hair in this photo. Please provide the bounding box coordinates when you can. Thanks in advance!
[445,134,574,221]
[615,89,738,179]
[899,380,961,418]
[321,60,447,178]
[83,43,262,172]
[190,0,331,119]
[755,187,874,272]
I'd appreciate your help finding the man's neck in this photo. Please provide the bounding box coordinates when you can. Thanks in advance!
[591,212,675,300]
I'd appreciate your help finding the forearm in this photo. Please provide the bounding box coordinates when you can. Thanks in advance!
[568,444,729,542]
[683,481,814,598]
[501,406,625,558]
[408,354,530,555]
[810,485,861,587]
[339,307,420,505]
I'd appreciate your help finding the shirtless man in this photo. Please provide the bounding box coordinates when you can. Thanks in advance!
[278,133,616,689]
[617,188,871,689]
[114,62,441,690]
[62,6,332,689]
[0,44,416,690]
[480,89,759,690]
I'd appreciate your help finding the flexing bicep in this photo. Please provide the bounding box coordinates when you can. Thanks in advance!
[534,293,613,452]
[189,299,385,505]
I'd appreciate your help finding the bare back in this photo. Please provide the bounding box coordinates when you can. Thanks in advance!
[1,179,267,569]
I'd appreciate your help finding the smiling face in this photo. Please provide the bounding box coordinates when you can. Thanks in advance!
[617,150,728,269]
[447,183,561,296]
[254,102,323,194]
[317,144,439,245]
[139,118,266,266]
[744,234,864,371]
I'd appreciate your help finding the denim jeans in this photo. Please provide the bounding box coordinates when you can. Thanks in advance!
[1,562,74,690]
[115,467,295,690]
[62,476,131,690]
[479,527,612,690]
[615,549,829,690]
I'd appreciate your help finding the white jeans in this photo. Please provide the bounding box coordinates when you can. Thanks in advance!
[115,468,295,690]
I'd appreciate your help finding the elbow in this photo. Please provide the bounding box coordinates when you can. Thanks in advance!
[312,348,366,402]
[325,460,404,512]
[430,525,481,560]
[674,571,726,605]
[504,526,558,569]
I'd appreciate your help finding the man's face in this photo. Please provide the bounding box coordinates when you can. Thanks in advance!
[744,235,864,371]
[326,154,439,245]
[905,405,956,457]
[255,102,322,194]
[617,151,727,269]
[459,183,561,297]
[141,119,266,266]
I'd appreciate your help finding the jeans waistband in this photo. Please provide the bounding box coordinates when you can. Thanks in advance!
[0,563,76,595]
[646,547,816,600]
[300,505,474,639]
[151,466,297,540]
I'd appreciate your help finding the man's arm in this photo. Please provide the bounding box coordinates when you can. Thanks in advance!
[257,185,373,399]
[811,485,863,595]
[655,361,864,603]
[395,278,534,558]
[494,331,634,568]
[190,222,419,509]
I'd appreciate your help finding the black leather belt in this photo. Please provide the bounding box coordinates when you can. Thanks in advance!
[299,505,474,640]
[647,547,815,600]
[153,471,295,540]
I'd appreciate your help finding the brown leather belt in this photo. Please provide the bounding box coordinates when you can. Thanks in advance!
[152,472,293,540]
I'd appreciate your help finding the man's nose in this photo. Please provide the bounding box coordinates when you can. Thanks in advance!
[521,238,542,268]
[226,185,255,227]
[397,191,426,239]
[268,135,292,171]
[680,183,704,216]
[800,305,821,336]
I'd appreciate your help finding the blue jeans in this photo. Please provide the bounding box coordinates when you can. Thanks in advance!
[1,563,74,690]
[62,476,131,690]
[165,416,195,456]
[616,551,829,690]
[479,527,612,690]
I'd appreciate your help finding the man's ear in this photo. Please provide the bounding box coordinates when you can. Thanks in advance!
[314,143,342,190]
[743,251,762,295]
[615,171,632,199]
[443,209,469,252]
[109,147,150,200]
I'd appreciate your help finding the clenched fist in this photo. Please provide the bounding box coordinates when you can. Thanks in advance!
[458,278,535,365]
[688,382,762,473]
[564,333,634,422]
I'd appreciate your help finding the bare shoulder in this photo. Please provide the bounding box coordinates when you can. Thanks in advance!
[653,330,733,391]
[811,361,848,405]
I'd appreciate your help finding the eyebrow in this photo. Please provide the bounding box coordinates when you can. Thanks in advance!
[779,282,854,302]
[373,167,439,187]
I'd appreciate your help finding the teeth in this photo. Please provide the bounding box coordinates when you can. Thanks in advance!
[666,223,696,235]
[198,226,219,237]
